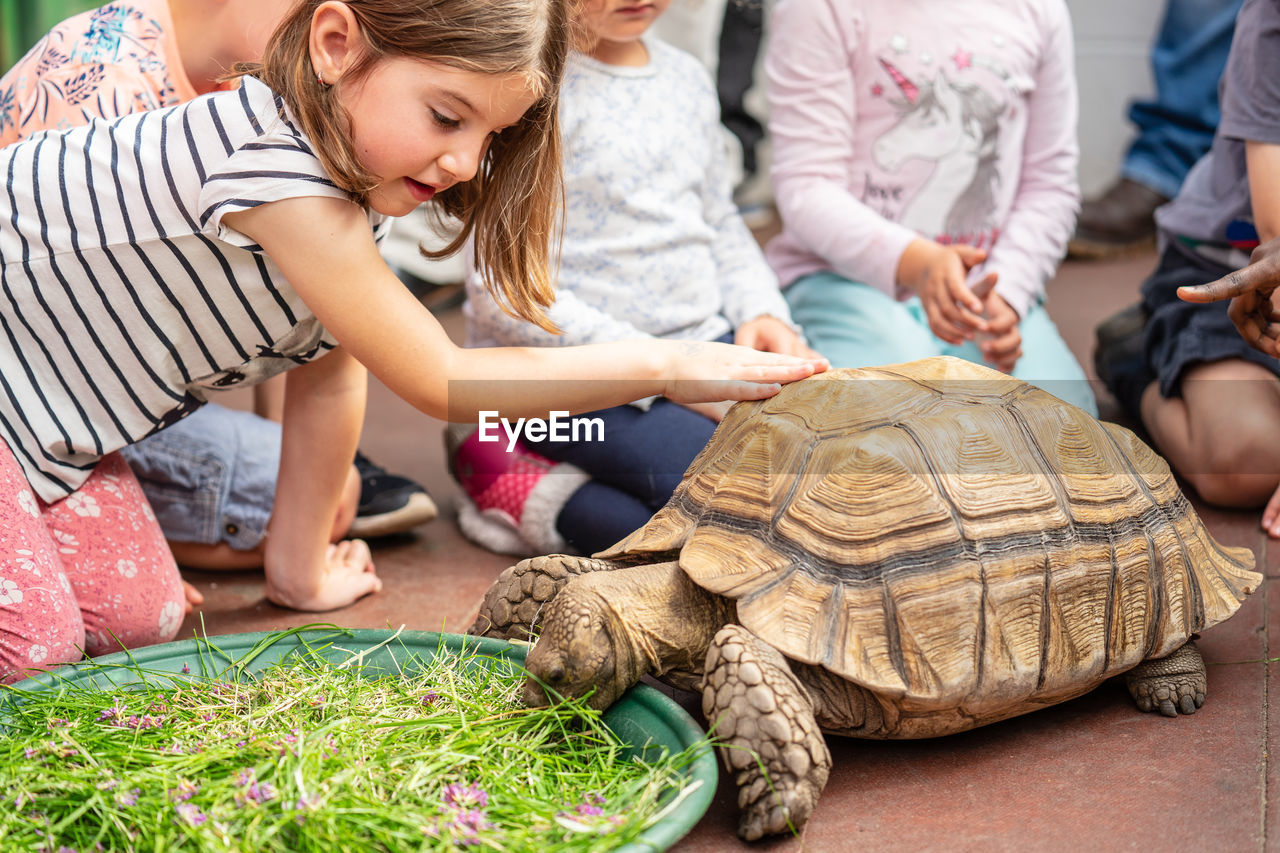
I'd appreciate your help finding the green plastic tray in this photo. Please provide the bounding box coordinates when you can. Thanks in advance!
[9,627,718,852]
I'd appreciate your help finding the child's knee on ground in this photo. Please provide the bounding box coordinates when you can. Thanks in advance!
[1147,362,1280,507]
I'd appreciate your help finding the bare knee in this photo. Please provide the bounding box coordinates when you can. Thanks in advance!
[1163,394,1280,507]
[1182,427,1280,508]
[1185,470,1278,508]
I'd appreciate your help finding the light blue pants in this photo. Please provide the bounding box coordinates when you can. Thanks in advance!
[785,272,1098,416]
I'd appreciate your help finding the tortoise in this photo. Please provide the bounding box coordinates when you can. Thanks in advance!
[468,356,1260,841]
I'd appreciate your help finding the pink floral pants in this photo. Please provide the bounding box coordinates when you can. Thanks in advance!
[0,447,184,684]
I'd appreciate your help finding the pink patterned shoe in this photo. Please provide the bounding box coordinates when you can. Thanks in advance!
[444,424,589,556]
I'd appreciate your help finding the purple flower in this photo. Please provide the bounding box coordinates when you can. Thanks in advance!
[235,769,276,806]
[425,809,494,846]
[97,706,119,722]
[420,691,440,706]
[442,782,488,809]
[246,781,276,804]
[174,802,207,826]
[181,663,190,674]
[571,791,607,816]
[114,788,140,808]
[169,779,199,802]
[448,809,493,846]
[294,794,320,824]
[24,747,38,759]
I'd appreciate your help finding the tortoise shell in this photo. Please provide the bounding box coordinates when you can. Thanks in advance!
[599,357,1259,714]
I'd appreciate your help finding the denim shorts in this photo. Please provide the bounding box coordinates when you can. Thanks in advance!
[120,404,280,550]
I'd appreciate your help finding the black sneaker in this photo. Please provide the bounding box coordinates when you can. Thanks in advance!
[1068,178,1169,259]
[348,451,438,539]
[1093,302,1154,419]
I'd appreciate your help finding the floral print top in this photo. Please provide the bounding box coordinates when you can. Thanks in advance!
[0,0,203,148]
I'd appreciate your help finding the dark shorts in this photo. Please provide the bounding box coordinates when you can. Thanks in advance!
[1141,240,1280,398]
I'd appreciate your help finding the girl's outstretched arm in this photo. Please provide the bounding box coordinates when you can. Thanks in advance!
[223,198,826,422]
[265,346,382,611]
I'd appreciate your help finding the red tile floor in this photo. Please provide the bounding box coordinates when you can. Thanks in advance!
[180,248,1276,851]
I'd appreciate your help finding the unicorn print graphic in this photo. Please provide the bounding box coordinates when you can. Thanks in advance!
[871,57,1003,239]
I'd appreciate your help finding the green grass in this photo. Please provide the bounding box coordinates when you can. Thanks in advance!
[0,630,703,852]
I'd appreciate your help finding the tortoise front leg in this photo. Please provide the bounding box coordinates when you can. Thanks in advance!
[468,555,619,640]
[1126,642,1207,717]
[702,625,831,841]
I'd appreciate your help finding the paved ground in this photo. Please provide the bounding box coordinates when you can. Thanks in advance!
[180,247,1277,851]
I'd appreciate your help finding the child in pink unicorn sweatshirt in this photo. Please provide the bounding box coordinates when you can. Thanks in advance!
[764,0,1095,414]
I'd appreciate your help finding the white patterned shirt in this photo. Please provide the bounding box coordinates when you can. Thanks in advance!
[465,36,793,347]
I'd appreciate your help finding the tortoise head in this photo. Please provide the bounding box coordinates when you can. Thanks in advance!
[522,582,639,711]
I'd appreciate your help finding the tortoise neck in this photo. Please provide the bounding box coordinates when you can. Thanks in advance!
[585,562,731,682]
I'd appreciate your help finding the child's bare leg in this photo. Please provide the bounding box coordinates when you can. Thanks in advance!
[169,462,360,569]
[1140,359,1280,509]
[254,375,287,424]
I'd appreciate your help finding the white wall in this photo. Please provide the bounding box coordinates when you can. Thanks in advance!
[1067,0,1164,197]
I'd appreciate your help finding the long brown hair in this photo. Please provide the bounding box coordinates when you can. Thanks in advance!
[240,0,570,330]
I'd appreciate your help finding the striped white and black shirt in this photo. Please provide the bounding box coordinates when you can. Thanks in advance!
[0,75,385,501]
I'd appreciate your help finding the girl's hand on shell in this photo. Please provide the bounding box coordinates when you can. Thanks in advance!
[661,341,827,404]
[677,400,735,423]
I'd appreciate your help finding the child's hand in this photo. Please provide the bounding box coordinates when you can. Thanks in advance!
[677,400,735,423]
[266,539,381,612]
[660,341,828,404]
[898,240,996,344]
[976,292,1022,373]
[1178,237,1280,357]
[734,315,823,359]
[181,580,204,615]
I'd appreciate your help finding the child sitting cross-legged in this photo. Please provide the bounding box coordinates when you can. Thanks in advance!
[450,0,819,557]
[763,0,1096,415]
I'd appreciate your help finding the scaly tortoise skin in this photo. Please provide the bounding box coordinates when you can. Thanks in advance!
[469,357,1260,840]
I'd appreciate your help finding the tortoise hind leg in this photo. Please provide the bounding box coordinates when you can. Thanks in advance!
[1126,642,1207,717]
[468,555,618,640]
[702,625,831,841]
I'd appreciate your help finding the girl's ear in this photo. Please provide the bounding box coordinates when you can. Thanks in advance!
[309,1,364,85]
